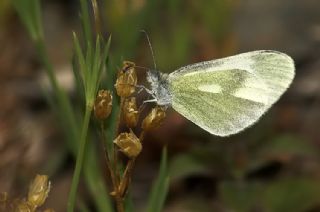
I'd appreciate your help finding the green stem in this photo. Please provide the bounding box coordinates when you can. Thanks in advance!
[91,0,101,36]
[35,39,79,147]
[67,105,92,212]
[80,0,93,44]
[35,39,59,93]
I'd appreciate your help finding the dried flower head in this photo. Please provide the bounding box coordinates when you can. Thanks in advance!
[0,192,7,203]
[142,106,166,131]
[123,97,139,128]
[27,175,51,208]
[114,61,137,97]
[15,200,33,212]
[94,90,113,120]
[113,130,142,158]
[0,192,7,211]
[122,61,135,72]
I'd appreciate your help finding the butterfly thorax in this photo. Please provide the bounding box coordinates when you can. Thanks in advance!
[146,70,172,106]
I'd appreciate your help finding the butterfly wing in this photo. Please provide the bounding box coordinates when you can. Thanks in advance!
[168,50,295,136]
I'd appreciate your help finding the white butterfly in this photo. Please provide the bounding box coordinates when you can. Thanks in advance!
[145,50,295,136]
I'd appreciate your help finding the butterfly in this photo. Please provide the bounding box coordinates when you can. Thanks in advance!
[145,50,295,136]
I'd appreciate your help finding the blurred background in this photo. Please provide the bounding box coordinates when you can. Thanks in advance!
[1,0,320,211]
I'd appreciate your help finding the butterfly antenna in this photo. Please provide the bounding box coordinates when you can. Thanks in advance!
[140,30,157,70]
[135,65,149,71]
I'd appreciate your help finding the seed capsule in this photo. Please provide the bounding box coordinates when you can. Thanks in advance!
[0,192,7,211]
[27,175,51,208]
[114,61,137,97]
[113,130,142,158]
[0,192,7,203]
[15,201,33,212]
[123,97,139,128]
[141,106,166,131]
[122,61,136,72]
[94,90,113,120]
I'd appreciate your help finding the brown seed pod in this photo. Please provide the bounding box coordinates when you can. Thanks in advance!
[94,90,113,120]
[114,61,137,97]
[122,61,135,72]
[113,130,142,158]
[141,106,166,131]
[123,97,139,128]
[15,200,34,212]
[27,175,51,208]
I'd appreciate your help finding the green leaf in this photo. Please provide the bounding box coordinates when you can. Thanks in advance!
[73,32,86,83]
[79,0,93,45]
[84,140,113,212]
[12,0,43,41]
[99,35,112,79]
[72,56,85,102]
[147,147,169,212]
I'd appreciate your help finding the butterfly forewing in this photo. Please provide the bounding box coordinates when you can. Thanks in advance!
[168,50,295,136]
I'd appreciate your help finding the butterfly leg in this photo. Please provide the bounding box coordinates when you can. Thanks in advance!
[135,84,154,94]
[142,99,158,104]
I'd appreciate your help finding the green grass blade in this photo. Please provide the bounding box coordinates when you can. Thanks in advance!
[72,56,85,102]
[79,0,93,45]
[73,32,87,84]
[84,138,113,212]
[67,106,92,212]
[103,55,119,153]
[13,2,113,211]
[147,147,169,212]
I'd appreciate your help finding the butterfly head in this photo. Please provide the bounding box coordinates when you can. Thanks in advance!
[146,70,172,106]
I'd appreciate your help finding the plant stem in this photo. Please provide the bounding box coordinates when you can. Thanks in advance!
[100,122,117,192]
[115,196,125,212]
[113,98,125,182]
[35,39,59,92]
[100,120,125,212]
[67,105,92,212]
[119,159,135,198]
[35,39,79,142]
